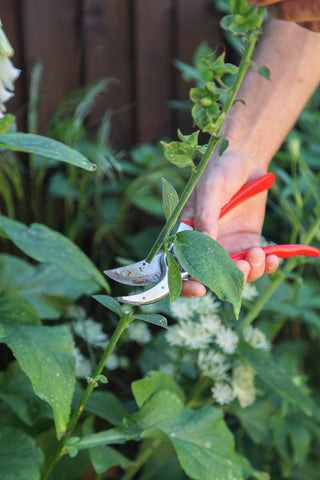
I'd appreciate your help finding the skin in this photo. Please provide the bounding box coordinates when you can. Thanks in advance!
[247,0,320,31]
[181,18,320,297]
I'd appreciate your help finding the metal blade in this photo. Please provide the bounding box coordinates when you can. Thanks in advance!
[116,270,189,305]
[104,253,163,286]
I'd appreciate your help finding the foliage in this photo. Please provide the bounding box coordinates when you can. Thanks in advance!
[0,2,320,480]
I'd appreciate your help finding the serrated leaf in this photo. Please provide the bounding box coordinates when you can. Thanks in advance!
[165,246,182,303]
[133,313,168,329]
[174,231,243,318]
[162,178,179,220]
[0,132,96,171]
[161,140,195,168]
[0,215,109,291]
[0,426,43,480]
[93,295,123,317]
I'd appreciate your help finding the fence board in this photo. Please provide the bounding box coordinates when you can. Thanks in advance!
[83,0,133,148]
[0,0,223,146]
[135,0,174,143]
[20,0,80,132]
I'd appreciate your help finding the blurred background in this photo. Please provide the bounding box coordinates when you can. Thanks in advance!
[1,0,225,148]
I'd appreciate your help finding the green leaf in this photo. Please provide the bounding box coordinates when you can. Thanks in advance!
[165,246,182,303]
[162,178,179,220]
[239,345,314,416]
[174,230,243,318]
[148,406,252,480]
[0,253,98,319]
[0,114,15,135]
[0,290,40,327]
[0,215,109,291]
[0,295,76,437]
[0,361,53,426]
[93,295,123,317]
[133,313,168,329]
[85,390,127,426]
[0,426,43,480]
[0,132,96,171]
[131,371,185,408]
[218,136,229,156]
[251,60,271,80]
[90,445,131,474]
[161,140,195,169]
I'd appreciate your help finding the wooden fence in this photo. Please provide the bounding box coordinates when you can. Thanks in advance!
[0,0,224,148]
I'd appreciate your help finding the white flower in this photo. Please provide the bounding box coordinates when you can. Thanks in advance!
[105,353,119,370]
[242,283,258,301]
[73,318,109,348]
[73,346,91,379]
[242,325,270,351]
[0,22,20,117]
[188,294,221,315]
[170,296,195,320]
[211,382,235,405]
[127,321,152,343]
[215,326,239,354]
[199,313,222,336]
[159,363,176,377]
[175,319,212,350]
[198,350,230,381]
[232,364,256,408]
[165,324,186,347]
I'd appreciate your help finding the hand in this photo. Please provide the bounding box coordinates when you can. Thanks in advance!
[247,0,320,32]
[180,151,279,297]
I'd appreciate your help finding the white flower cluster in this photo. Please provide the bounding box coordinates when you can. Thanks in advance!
[127,321,152,344]
[73,317,109,349]
[0,20,20,116]
[165,292,271,408]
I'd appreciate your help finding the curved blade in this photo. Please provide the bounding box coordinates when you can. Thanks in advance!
[116,271,189,305]
[104,253,163,286]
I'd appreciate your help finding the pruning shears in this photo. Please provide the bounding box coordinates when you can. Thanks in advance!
[105,172,320,305]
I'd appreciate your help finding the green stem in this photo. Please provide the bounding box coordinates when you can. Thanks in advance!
[122,439,162,480]
[238,214,320,332]
[146,9,265,263]
[41,312,133,480]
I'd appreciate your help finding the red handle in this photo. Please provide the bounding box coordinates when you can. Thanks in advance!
[181,172,275,229]
[219,172,275,219]
[231,244,320,262]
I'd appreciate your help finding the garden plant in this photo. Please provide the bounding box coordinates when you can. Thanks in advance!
[0,1,320,479]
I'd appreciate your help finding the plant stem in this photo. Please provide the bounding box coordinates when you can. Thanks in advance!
[41,312,133,480]
[146,9,265,263]
[122,439,162,480]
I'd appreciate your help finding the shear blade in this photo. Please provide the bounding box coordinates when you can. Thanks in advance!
[104,253,163,286]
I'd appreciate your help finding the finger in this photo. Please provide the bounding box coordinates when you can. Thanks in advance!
[181,190,196,225]
[268,0,320,23]
[181,278,207,298]
[264,254,280,274]
[234,260,251,285]
[298,21,320,32]
[245,247,266,282]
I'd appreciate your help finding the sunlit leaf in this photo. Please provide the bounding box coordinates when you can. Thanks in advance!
[174,230,243,318]
[162,178,179,220]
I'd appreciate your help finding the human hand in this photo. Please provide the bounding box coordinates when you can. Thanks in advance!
[180,151,279,297]
[247,0,320,32]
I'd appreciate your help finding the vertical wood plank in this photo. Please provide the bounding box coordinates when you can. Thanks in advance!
[20,0,80,131]
[135,0,174,143]
[0,0,27,127]
[83,0,133,148]
[175,0,223,134]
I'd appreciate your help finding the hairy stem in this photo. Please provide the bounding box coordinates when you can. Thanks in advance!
[41,312,133,480]
[146,9,265,263]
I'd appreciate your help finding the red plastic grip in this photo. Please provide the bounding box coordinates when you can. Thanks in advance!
[231,244,320,262]
[220,172,275,219]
